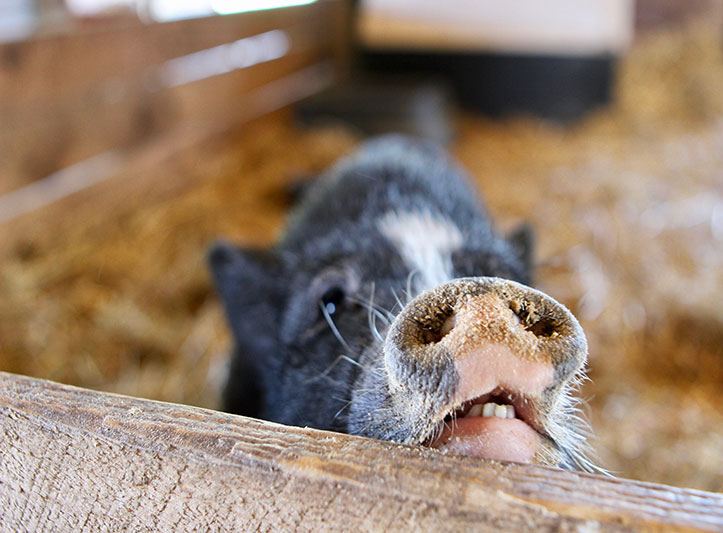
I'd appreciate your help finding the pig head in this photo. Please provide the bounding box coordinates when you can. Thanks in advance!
[209,136,599,471]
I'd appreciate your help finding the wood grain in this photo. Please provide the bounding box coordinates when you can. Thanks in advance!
[1,371,721,531]
[0,0,344,194]
[0,62,334,258]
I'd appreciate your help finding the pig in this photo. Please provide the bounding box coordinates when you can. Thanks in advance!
[209,135,600,471]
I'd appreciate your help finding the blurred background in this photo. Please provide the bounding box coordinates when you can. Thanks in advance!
[0,0,721,491]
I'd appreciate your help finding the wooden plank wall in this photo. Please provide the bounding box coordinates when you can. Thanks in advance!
[1,371,721,531]
[0,0,347,256]
[635,0,723,31]
[0,1,344,193]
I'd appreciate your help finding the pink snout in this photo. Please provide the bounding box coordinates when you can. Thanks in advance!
[383,277,588,463]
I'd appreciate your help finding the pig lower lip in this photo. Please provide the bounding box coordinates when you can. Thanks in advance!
[431,417,540,463]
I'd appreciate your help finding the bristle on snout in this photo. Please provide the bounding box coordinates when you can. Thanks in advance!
[382,277,588,464]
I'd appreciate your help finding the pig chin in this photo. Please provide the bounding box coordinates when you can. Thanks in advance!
[433,418,541,464]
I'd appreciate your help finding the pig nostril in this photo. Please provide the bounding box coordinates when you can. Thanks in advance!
[419,312,456,344]
[526,317,558,337]
[509,300,559,338]
[420,327,444,345]
[440,314,456,337]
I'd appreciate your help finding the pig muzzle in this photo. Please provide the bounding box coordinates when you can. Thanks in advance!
[383,277,587,463]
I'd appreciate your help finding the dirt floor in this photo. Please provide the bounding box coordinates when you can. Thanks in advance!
[1,20,721,491]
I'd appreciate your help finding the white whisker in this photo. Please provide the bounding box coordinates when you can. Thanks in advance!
[333,399,354,421]
[367,282,384,343]
[339,354,364,369]
[319,303,351,351]
[390,287,405,312]
[405,269,418,301]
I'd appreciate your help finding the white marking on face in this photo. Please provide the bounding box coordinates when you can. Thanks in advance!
[378,210,463,294]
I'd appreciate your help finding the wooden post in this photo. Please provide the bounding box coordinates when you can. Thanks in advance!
[1,372,721,531]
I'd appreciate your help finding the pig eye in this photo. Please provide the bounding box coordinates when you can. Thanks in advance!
[320,286,345,316]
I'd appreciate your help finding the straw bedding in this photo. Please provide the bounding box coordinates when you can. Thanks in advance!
[1,20,721,490]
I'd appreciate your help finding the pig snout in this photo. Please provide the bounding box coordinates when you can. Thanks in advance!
[381,277,588,464]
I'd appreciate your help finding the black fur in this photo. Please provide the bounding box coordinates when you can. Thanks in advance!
[209,135,531,435]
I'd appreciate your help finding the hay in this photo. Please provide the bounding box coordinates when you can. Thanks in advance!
[453,20,723,490]
[1,20,721,490]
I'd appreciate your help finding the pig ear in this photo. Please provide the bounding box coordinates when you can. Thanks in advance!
[507,223,535,272]
[208,240,279,294]
[285,174,316,205]
[207,239,283,414]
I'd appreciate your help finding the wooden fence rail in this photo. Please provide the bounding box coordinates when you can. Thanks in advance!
[0,371,721,531]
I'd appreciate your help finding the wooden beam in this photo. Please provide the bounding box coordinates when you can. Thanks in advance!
[0,4,331,107]
[1,372,721,531]
[0,0,345,194]
[0,63,333,257]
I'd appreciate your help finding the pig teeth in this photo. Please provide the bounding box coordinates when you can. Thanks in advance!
[467,404,484,417]
[466,402,515,419]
